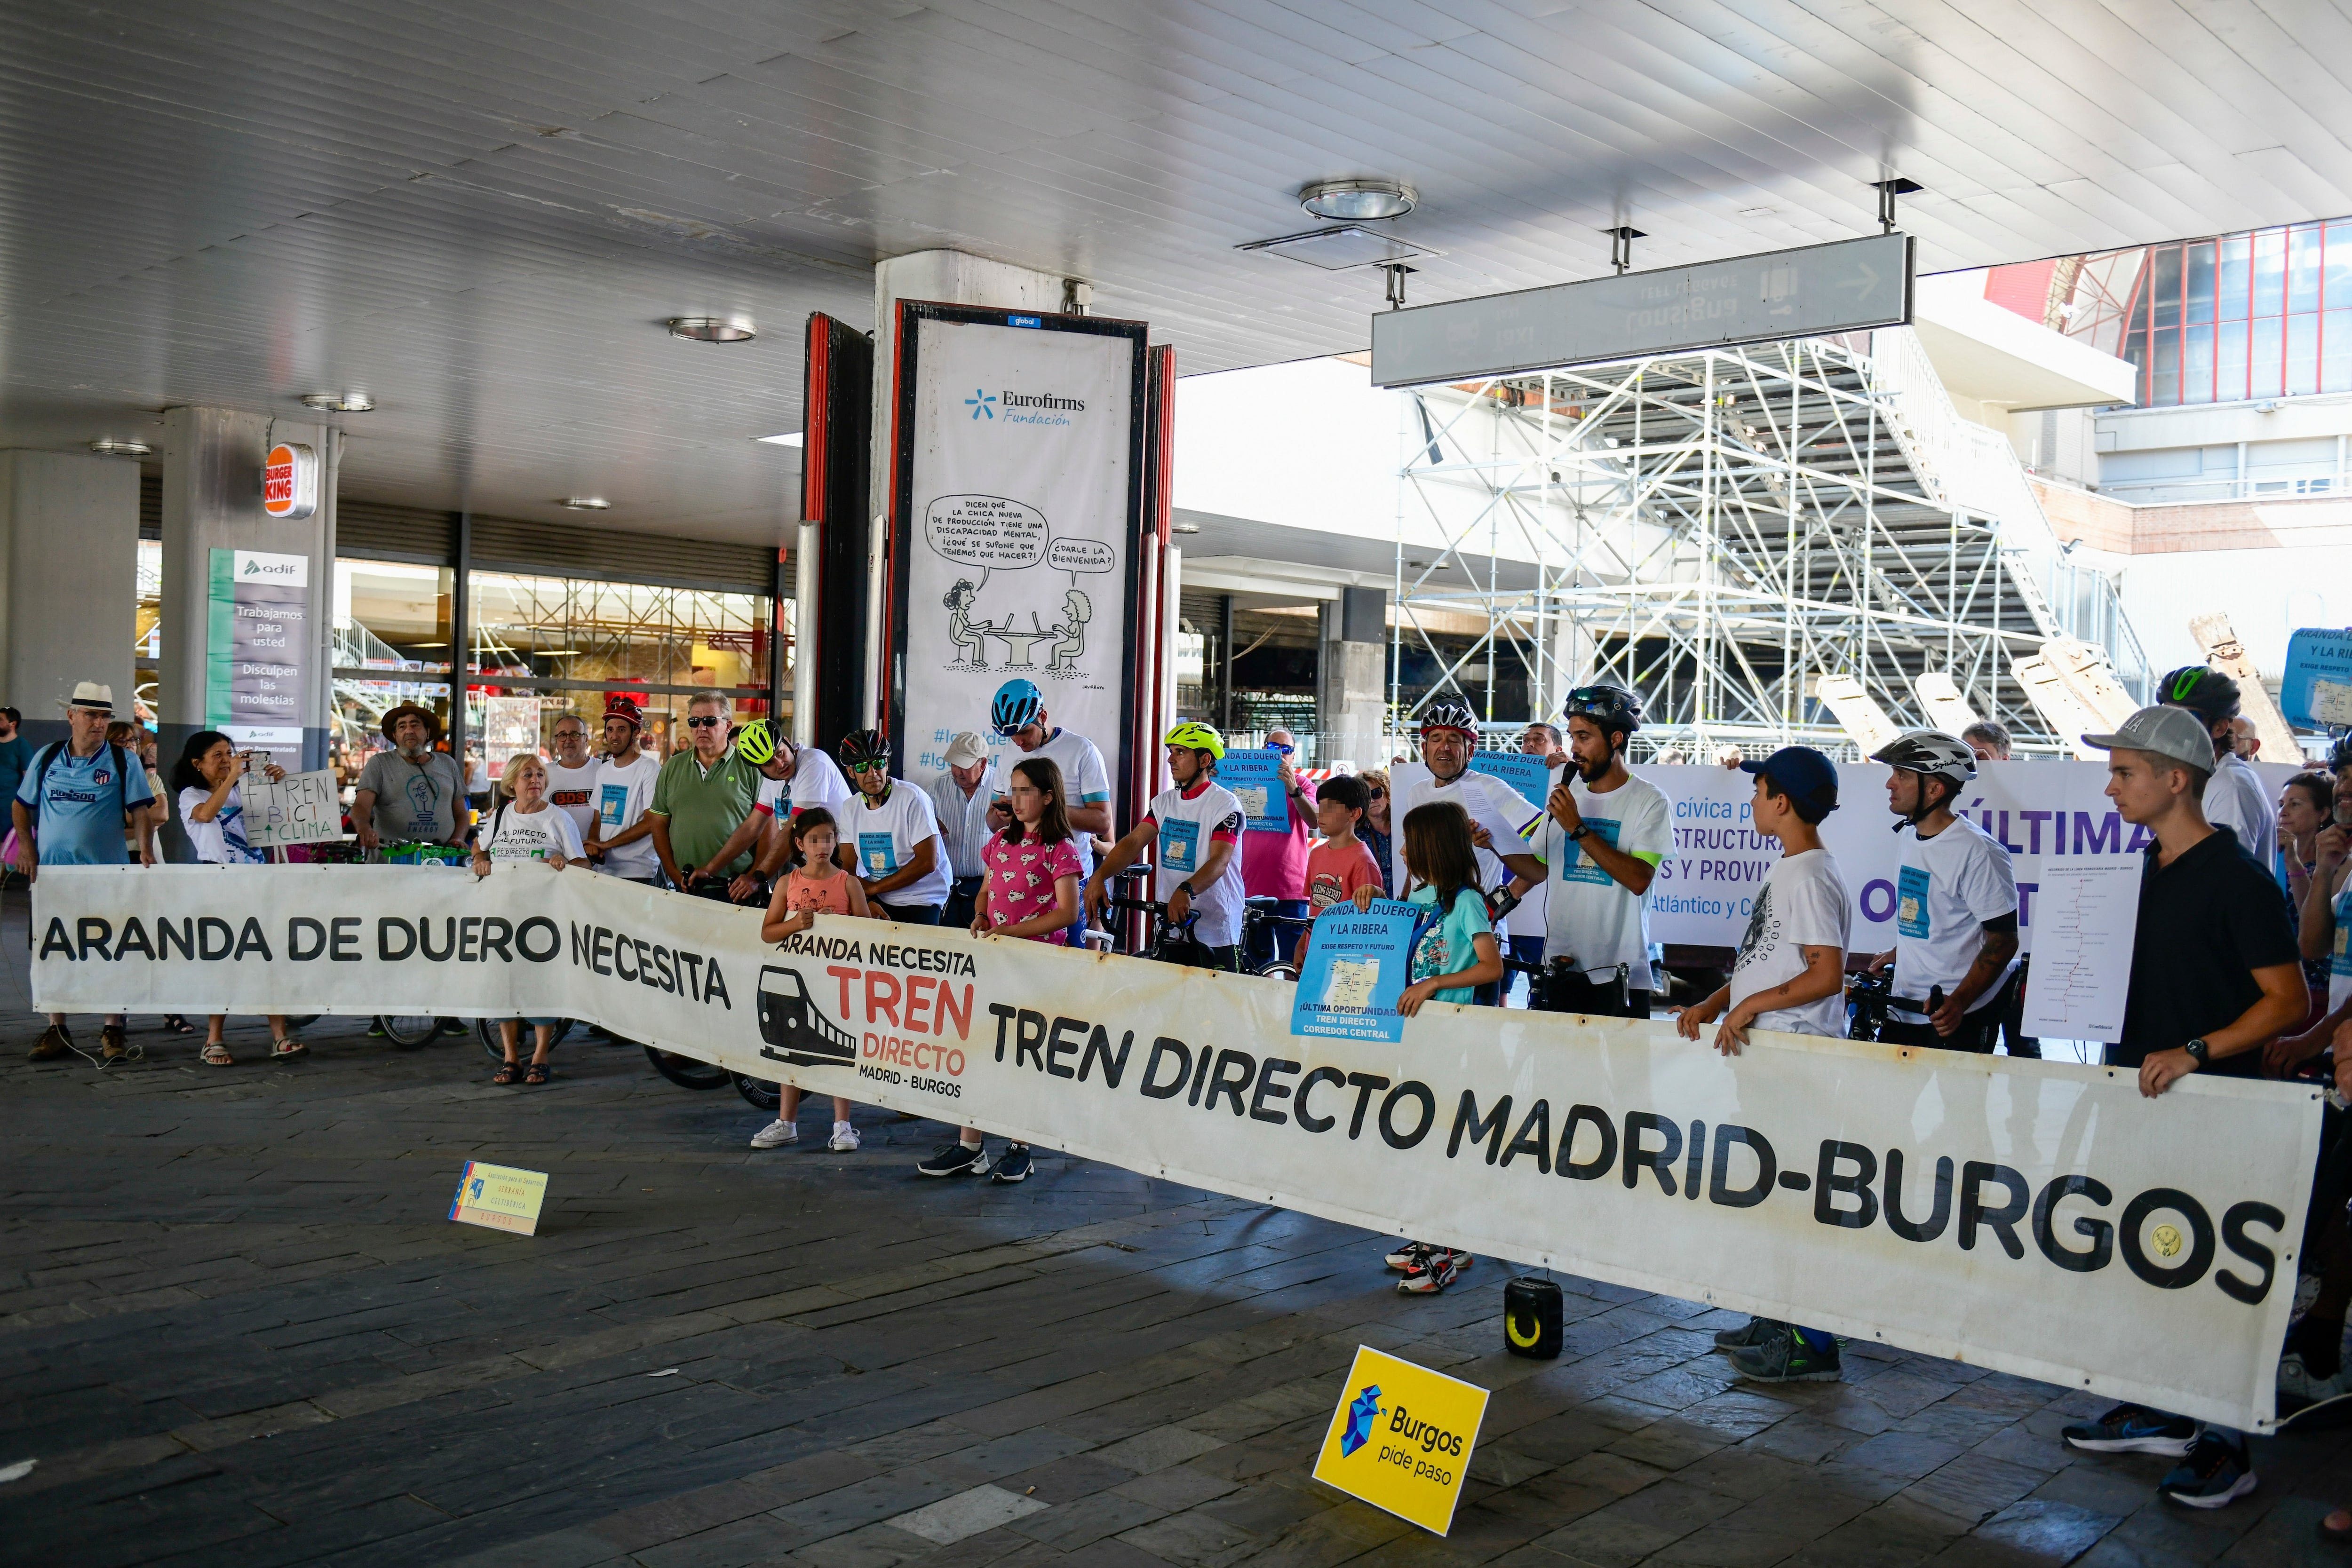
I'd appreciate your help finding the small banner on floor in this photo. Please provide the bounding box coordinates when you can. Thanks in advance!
[28,866,2326,1431]
[1312,1346,1489,1535]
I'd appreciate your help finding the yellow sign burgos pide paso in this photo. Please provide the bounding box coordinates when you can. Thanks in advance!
[1311,1345,1489,1535]
[449,1161,549,1236]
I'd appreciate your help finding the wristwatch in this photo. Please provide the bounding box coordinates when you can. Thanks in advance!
[1568,824,1592,841]
[1175,880,1196,898]
[2183,1037,2210,1068]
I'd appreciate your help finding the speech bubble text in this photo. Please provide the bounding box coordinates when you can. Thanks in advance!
[1047,538,1115,574]
[926,495,1048,579]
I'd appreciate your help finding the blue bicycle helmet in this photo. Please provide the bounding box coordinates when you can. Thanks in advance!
[991,678,1045,737]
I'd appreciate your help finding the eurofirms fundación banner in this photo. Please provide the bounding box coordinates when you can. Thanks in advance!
[892,308,1144,801]
[1398,760,2299,954]
[30,867,2323,1430]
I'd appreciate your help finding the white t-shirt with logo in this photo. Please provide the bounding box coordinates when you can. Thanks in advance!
[2204,752,2278,875]
[1889,814,2018,1022]
[545,760,601,843]
[1392,766,1539,939]
[591,753,662,878]
[178,783,266,865]
[1145,779,1246,948]
[482,800,585,865]
[842,780,950,909]
[1528,773,1672,980]
[1730,848,1851,1039]
[779,747,854,821]
[1016,728,1111,877]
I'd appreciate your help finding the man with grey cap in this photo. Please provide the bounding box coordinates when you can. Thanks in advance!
[2056,704,2305,1509]
[930,730,1001,932]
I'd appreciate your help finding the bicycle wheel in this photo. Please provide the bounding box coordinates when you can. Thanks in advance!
[733,1074,782,1110]
[378,1014,440,1050]
[644,1045,731,1090]
[1255,962,1301,984]
[284,1014,322,1030]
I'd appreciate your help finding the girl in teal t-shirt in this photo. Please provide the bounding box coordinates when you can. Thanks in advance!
[1398,800,1504,1014]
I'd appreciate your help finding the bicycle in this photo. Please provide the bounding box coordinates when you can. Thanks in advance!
[1845,970,1944,1042]
[1098,872,1309,978]
[369,839,472,1049]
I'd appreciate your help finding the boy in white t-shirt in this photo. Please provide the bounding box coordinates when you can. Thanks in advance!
[1087,723,1247,968]
[835,729,950,920]
[1675,745,1851,1387]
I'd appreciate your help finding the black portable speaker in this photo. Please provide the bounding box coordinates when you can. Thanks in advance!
[1504,1275,1563,1358]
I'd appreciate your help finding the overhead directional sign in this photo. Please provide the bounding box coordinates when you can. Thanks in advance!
[1369,233,1914,388]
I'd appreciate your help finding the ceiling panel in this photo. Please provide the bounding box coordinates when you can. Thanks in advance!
[2,0,2348,546]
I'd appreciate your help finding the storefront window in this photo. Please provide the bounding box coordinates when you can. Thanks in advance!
[466,570,776,776]
[333,559,454,783]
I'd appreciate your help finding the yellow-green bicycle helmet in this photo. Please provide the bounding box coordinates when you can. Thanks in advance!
[1162,721,1226,761]
[734,718,779,767]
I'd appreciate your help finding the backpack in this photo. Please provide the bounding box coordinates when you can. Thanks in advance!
[29,741,134,827]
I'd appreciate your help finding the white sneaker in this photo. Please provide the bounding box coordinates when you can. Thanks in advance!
[828,1122,861,1152]
[749,1118,798,1149]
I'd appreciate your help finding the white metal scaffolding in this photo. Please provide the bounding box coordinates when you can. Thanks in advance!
[1391,332,2148,759]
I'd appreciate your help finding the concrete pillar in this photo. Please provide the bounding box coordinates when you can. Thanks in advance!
[0,451,141,749]
[157,407,338,779]
[867,250,1067,721]
[1318,586,1389,770]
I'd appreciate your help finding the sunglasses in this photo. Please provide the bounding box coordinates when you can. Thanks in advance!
[1267,742,1295,755]
[686,715,725,729]
[1367,787,1387,799]
[850,760,889,774]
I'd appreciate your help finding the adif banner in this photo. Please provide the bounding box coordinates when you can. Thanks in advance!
[900,316,1139,798]
[30,866,2321,1430]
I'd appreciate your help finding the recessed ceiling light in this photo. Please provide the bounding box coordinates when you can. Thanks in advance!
[301,391,374,412]
[559,497,611,511]
[1239,226,1437,271]
[668,316,756,342]
[1738,206,1776,219]
[755,431,804,447]
[1300,179,1417,222]
[1172,522,1200,534]
[88,438,151,457]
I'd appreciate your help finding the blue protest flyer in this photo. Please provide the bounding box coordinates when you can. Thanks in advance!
[1219,748,1290,835]
[1467,750,1554,810]
[1290,899,1422,1042]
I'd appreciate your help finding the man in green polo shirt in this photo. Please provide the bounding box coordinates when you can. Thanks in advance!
[647,693,762,901]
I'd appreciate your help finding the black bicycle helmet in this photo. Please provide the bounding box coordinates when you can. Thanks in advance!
[837,728,890,772]
[2158,664,2240,723]
[1561,683,1643,742]
[1418,697,1479,737]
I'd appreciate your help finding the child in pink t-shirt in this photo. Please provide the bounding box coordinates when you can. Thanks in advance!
[932,757,1081,1188]
[753,809,868,1153]
[1293,774,1384,965]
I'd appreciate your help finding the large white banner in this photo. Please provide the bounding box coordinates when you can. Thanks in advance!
[1416,760,2297,953]
[900,316,1139,801]
[29,866,2320,1430]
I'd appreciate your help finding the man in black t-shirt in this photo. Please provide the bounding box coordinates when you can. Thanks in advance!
[2058,706,2306,1511]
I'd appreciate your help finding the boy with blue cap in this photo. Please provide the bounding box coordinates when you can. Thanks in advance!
[1676,744,1852,1382]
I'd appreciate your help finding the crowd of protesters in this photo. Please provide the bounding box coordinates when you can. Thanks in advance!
[9,665,2351,1526]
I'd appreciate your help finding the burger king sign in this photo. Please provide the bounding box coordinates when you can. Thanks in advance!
[262,443,319,520]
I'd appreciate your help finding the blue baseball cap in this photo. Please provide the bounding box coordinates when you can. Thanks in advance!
[1740,746,1840,814]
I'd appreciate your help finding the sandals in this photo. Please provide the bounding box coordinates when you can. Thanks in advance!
[159,1015,199,1036]
[492,1061,521,1085]
[523,1061,550,1086]
[269,1037,309,1060]
[200,1043,233,1067]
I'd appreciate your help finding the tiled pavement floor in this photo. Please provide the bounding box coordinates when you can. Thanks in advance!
[0,888,2344,1568]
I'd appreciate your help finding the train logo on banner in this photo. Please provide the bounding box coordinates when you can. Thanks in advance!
[757,962,858,1068]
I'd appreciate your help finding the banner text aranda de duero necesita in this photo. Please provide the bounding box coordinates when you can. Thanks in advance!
[29,866,2322,1430]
